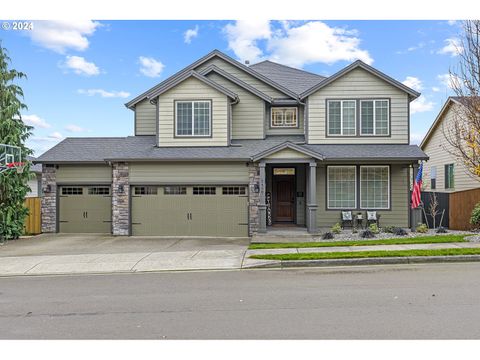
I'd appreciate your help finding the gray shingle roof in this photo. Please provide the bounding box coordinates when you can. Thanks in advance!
[35,135,427,163]
[27,156,42,173]
[249,60,326,95]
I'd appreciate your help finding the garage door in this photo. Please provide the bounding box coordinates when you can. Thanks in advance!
[58,186,112,233]
[131,185,248,237]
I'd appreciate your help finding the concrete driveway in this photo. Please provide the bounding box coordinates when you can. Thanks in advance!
[0,234,250,276]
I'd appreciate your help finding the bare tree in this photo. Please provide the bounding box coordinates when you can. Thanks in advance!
[428,192,440,229]
[443,20,480,180]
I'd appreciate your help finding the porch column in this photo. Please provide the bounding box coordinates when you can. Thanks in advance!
[258,161,267,233]
[307,161,318,234]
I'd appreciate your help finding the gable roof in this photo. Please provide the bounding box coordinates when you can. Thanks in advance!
[420,96,463,149]
[251,141,324,161]
[300,60,421,100]
[199,64,273,103]
[125,50,298,109]
[249,60,326,95]
[147,70,238,101]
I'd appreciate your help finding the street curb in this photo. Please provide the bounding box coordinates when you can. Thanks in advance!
[245,255,480,269]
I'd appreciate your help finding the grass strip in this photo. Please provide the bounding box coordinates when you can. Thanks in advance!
[249,235,468,250]
[250,247,480,261]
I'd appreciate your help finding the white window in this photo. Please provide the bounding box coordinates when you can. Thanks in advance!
[430,166,437,190]
[327,166,357,209]
[327,100,356,136]
[360,166,390,209]
[360,99,389,135]
[271,107,298,128]
[175,100,211,136]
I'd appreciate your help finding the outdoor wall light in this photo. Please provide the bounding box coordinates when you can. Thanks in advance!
[44,184,51,193]
[118,184,124,194]
[254,184,260,193]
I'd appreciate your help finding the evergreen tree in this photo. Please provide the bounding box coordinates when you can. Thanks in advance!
[0,43,33,241]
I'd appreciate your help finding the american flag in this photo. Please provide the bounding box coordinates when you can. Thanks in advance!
[411,162,423,209]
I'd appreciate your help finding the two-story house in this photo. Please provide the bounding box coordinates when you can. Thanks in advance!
[36,49,427,237]
[421,96,480,193]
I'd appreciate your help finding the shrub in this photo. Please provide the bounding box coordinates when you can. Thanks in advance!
[470,202,480,229]
[322,232,334,240]
[436,226,448,234]
[360,229,375,238]
[331,223,342,234]
[394,227,408,236]
[416,223,428,233]
[369,223,380,234]
[382,226,396,234]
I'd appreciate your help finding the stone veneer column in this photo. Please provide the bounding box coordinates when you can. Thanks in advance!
[41,164,57,233]
[112,162,130,236]
[306,161,318,234]
[248,162,264,236]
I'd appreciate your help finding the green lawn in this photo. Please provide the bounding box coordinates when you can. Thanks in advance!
[249,235,468,250]
[250,247,480,261]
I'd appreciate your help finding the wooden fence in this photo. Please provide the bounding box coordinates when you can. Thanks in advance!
[24,197,41,235]
[449,188,480,230]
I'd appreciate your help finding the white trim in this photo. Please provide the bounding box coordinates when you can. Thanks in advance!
[175,100,212,137]
[270,107,298,128]
[359,165,390,210]
[327,165,357,209]
[360,99,390,136]
[327,100,357,136]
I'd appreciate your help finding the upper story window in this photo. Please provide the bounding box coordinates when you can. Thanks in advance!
[445,163,455,189]
[271,107,298,128]
[327,100,356,136]
[430,166,437,190]
[360,99,389,136]
[175,100,211,137]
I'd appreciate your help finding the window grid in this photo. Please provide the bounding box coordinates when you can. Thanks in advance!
[193,186,216,195]
[271,107,298,128]
[176,101,211,137]
[360,166,390,209]
[135,186,158,195]
[327,166,357,209]
[222,186,246,195]
[88,187,110,195]
[164,186,187,195]
[62,187,83,195]
[327,100,356,136]
[360,99,389,136]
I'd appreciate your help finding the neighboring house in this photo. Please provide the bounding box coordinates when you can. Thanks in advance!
[26,156,42,198]
[421,97,480,193]
[35,49,427,237]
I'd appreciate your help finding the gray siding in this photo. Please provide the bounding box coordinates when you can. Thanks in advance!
[308,67,410,144]
[195,58,286,98]
[266,105,305,136]
[423,104,480,192]
[157,77,228,147]
[129,162,249,184]
[316,163,409,228]
[135,99,156,135]
[206,72,265,139]
[56,165,112,184]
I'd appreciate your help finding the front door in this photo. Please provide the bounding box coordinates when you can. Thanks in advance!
[273,175,295,223]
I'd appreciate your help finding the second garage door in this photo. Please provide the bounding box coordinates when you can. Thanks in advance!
[131,185,248,237]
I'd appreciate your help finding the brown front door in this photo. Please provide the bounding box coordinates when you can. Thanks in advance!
[273,175,295,223]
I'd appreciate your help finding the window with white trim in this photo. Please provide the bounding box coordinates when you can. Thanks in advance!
[327,100,356,136]
[360,99,389,135]
[360,166,390,209]
[430,166,437,190]
[327,166,357,209]
[175,100,211,136]
[271,107,298,128]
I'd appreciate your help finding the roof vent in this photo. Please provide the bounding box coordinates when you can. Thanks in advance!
[245,60,250,65]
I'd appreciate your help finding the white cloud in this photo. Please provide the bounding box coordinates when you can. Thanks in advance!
[138,56,165,78]
[410,132,426,145]
[20,114,51,129]
[438,38,462,56]
[447,20,458,26]
[28,20,101,53]
[410,96,435,114]
[49,131,64,140]
[432,86,441,92]
[65,124,86,133]
[438,73,461,89]
[63,56,100,76]
[402,76,423,91]
[77,89,130,98]
[184,25,199,44]
[223,20,373,67]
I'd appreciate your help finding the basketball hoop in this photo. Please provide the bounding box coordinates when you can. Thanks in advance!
[0,143,23,175]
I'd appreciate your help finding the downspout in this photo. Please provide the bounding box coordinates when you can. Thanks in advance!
[229,96,239,146]
[149,97,159,147]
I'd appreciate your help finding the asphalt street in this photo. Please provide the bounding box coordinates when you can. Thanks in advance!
[1,263,480,339]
